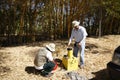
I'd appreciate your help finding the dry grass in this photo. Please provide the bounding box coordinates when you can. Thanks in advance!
[0,35,120,80]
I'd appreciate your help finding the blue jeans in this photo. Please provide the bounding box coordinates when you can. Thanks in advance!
[73,42,85,66]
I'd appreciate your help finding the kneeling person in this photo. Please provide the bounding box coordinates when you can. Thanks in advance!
[34,43,57,76]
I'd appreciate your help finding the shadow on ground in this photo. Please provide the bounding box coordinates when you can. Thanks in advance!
[25,58,63,75]
[90,69,110,80]
[25,66,41,75]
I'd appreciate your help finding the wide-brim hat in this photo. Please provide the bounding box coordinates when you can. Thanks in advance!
[72,20,80,27]
[46,43,55,52]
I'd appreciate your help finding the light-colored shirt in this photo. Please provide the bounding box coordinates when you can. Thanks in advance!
[46,49,53,61]
[69,26,88,44]
[34,47,53,67]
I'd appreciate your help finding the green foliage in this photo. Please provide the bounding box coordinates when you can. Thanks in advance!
[104,0,120,19]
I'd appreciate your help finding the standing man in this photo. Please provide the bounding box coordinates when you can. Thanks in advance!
[68,20,88,69]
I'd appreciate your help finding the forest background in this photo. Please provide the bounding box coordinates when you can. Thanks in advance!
[0,0,120,46]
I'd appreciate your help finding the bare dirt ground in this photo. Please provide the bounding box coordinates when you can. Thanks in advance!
[0,35,120,80]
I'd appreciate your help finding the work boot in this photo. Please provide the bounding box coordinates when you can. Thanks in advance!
[45,73,53,77]
[80,65,84,69]
[78,65,84,69]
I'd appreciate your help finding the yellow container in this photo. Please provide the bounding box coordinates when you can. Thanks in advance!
[67,48,73,58]
[62,56,78,71]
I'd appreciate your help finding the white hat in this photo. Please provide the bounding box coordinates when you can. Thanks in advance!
[46,43,55,52]
[72,20,80,27]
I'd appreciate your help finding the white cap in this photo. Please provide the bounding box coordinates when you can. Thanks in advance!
[72,20,80,27]
[46,43,55,52]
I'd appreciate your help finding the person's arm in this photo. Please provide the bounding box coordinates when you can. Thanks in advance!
[68,29,74,46]
[46,52,53,61]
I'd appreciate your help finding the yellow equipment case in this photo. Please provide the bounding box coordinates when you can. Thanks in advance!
[62,48,78,71]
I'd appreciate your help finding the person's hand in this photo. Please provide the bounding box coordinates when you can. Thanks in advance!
[78,43,81,47]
